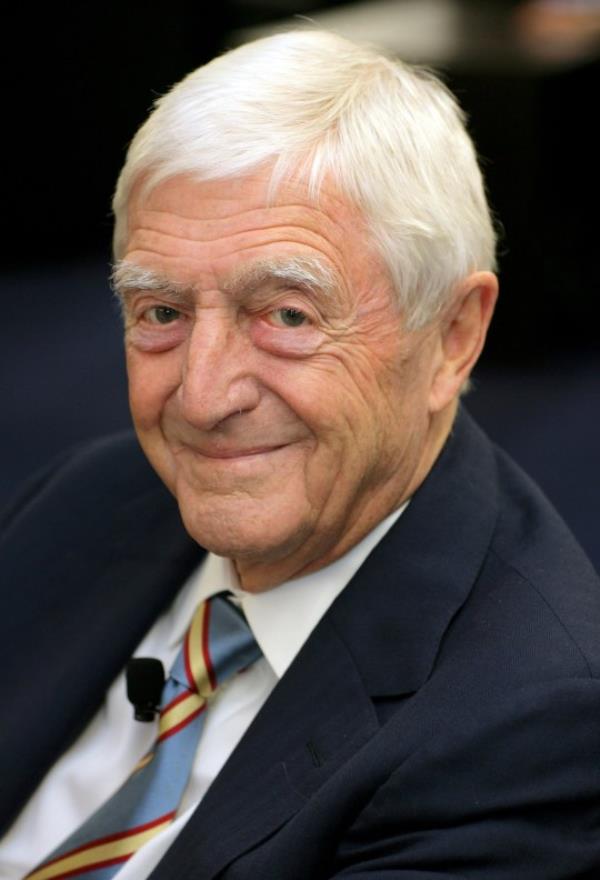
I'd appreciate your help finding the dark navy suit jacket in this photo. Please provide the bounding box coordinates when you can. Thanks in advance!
[1,410,599,878]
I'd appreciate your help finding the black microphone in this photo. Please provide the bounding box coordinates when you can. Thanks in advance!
[126,657,165,722]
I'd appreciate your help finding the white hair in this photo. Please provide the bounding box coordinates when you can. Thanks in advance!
[112,29,496,328]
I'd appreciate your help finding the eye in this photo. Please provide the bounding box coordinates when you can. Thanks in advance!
[268,307,309,328]
[145,306,181,325]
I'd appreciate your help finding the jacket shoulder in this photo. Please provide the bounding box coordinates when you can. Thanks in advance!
[0,431,163,539]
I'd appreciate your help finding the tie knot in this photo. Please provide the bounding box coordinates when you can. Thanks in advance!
[176,594,260,699]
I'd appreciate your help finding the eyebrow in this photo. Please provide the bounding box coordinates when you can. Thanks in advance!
[110,261,192,308]
[223,257,336,299]
[110,254,336,311]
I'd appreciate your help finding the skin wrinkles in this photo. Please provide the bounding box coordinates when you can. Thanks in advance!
[125,233,355,309]
[127,230,342,265]
[130,188,351,242]
[125,176,361,281]
[123,170,496,591]
[128,202,348,252]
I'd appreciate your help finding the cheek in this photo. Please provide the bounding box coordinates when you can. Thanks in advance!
[300,344,427,472]
[270,356,381,461]
[126,349,180,429]
[304,346,394,429]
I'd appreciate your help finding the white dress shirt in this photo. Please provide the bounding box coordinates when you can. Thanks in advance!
[0,503,406,879]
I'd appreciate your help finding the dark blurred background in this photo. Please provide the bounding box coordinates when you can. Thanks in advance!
[1,0,598,567]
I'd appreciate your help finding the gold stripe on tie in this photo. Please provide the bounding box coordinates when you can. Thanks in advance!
[158,690,205,742]
[24,815,173,880]
[186,601,215,696]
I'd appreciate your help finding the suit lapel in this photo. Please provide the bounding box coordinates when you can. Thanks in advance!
[329,407,499,699]
[151,409,500,878]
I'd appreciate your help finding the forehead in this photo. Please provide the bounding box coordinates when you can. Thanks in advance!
[123,171,383,290]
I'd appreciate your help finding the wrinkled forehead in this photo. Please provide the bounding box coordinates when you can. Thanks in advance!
[120,171,387,297]
[114,164,378,294]
[126,166,364,227]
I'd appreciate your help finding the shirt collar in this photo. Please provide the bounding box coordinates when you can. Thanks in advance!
[168,501,408,678]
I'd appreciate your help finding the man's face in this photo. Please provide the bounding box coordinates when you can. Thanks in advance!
[120,171,446,590]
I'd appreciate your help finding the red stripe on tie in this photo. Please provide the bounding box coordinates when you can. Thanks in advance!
[184,624,195,692]
[32,812,176,870]
[41,854,130,880]
[157,704,205,743]
[203,601,217,691]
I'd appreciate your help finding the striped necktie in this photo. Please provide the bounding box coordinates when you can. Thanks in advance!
[26,594,261,880]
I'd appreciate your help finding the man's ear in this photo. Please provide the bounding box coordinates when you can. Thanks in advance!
[428,271,498,413]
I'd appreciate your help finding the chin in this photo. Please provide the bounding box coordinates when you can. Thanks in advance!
[177,494,312,566]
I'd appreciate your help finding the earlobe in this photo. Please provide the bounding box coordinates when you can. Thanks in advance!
[428,271,498,413]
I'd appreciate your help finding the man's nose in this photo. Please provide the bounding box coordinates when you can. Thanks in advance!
[178,310,261,431]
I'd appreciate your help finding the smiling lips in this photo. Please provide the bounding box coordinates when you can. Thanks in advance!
[179,442,288,460]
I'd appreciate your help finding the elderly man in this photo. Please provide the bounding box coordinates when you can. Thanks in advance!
[1,29,599,880]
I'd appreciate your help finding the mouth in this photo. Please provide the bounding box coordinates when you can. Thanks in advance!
[196,445,286,460]
[176,441,289,461]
